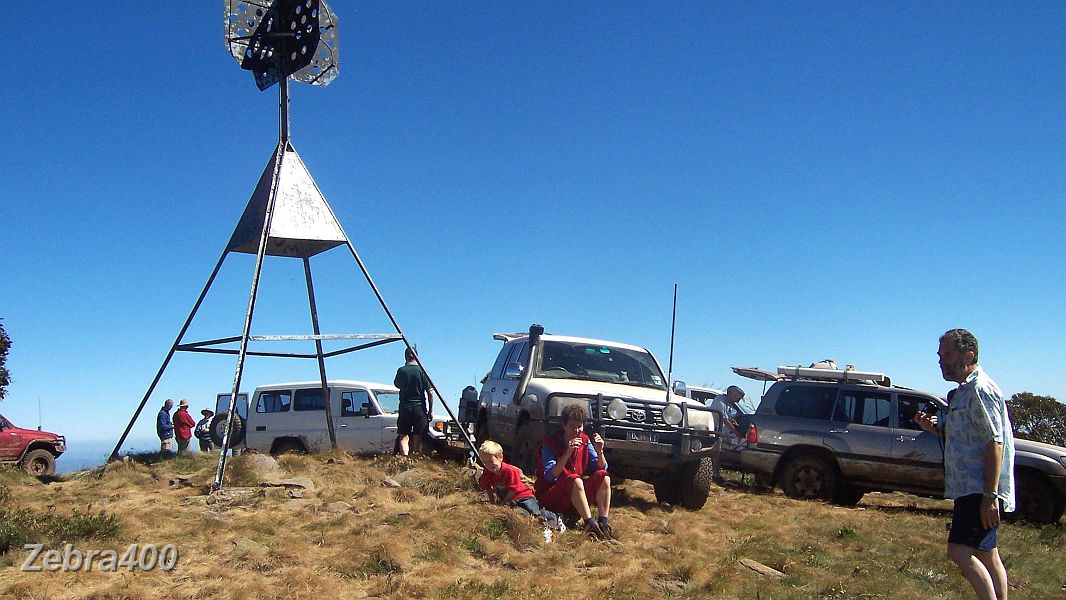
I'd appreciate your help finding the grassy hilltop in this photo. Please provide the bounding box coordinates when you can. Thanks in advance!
[0,452,1063,599]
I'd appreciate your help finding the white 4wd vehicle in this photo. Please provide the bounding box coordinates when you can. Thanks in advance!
[470,325,719,509]
[209,380,463,456]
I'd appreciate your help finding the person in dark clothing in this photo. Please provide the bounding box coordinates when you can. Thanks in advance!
[195,409,214,452]
[156,399,175,454]
[393,347,435,456]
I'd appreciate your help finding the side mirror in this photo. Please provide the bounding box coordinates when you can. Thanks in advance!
[672,381,687,397]
[360,402,372,418]
[504,363,523,380]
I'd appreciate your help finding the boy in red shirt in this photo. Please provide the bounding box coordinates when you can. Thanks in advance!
[478,440,564,541]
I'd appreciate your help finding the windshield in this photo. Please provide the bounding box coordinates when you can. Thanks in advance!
[374,391,400,414]
[536,340,667,390]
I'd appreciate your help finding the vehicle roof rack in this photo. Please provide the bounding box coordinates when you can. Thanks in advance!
[492,332,527,342]
[776,365,889,385]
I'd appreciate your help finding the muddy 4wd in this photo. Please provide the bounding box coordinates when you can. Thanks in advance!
[471,324,718,509]
[0,413,66,476]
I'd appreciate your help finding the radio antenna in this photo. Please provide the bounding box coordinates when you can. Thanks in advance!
[666,283,678,403]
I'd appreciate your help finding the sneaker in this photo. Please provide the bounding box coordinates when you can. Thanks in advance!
[585,519,606,540]
[556,519,567,534]
[599,521,615,541]
[542,527,553,543]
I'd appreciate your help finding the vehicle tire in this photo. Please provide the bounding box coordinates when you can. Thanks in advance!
[832,485,865,507]
[209,413,245,447]
[1007,471,1060,524]
[512,422,539,477]
[677,458,714,510]
[780,455,837,501]
[20,449,56,477]
[272,440,305,456]
[653,476,682,505]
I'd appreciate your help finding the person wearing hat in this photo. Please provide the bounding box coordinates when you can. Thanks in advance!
[707,385,747,485]
[156,399,175,454]
[194,408,215,452]
[172,399,197,454]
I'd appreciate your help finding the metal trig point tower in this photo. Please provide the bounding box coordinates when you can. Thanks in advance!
[113,1,466,489]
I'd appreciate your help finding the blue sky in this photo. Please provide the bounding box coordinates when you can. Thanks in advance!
[2,2,1064,451]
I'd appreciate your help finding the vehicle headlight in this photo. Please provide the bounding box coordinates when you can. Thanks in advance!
[687,409,713,431]
[663,403,683,426]
[550,396,590,419]
[607,398,628,420]
[691,439,703,452]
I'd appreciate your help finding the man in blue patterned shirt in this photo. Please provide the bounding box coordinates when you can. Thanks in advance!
[917,329,1014,600]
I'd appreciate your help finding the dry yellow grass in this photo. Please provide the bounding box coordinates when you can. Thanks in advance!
[1,453,1063,600]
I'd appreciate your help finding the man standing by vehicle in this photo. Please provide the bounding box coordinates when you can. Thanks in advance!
[195,409,215,452]
[707,385,745,485]
[394,347,434,456]
[156,399,174,454]
[916,328,1015,600]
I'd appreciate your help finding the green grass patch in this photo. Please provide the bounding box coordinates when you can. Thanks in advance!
[363,547,402,575]
[0,506,120,554]
[437,578,510,600]
[459,534,485,558]
[484,517,508,540]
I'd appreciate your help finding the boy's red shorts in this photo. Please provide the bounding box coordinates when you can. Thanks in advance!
[536,470,609,515]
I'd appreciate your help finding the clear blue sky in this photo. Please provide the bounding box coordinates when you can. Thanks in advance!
[2,3,1064,449]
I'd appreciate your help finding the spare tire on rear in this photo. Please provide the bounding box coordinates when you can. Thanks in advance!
[209,412,245,447]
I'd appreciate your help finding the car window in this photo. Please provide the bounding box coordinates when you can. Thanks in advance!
[509,341,530,372]
[341,390,375,416]
[0,416,8,429]
[689,390,716,404]
[216,393,249,419]
[489,342,517,380]
[536,340,666,389]
[294,388,326,412]
[256,391,292,413]
[374,390,399,414]
[775,385,837,419]
[897,394,936,431]
[833,391,892,427]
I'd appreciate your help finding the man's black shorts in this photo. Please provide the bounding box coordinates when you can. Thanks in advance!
[948,494,998,551]
[396,405,428,436]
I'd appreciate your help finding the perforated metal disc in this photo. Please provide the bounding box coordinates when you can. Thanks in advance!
[225,0,339,90]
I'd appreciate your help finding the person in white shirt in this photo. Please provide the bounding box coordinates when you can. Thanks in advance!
[916,328,1014,600]
[706,385,746,485]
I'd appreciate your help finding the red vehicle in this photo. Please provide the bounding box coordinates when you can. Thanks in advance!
[0,413,66,476]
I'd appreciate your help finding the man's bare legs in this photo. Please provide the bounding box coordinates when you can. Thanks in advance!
[948,543,1008,600]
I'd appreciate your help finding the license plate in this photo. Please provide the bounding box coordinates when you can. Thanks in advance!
[626,431,658,443]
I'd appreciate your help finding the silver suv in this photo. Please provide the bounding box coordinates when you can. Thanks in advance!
[730,365,1066,524]
[467,325,719,509]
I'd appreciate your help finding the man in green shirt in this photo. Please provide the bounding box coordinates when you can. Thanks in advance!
[394,347,435,456]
